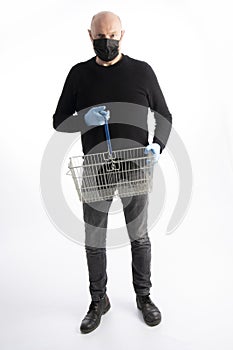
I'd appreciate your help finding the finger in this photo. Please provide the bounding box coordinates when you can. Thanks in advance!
[97,114,105,121]
[99,110,108,116]
[94,105,106,111]
[100,110,110,119]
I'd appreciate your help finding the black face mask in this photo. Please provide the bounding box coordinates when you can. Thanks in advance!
[93,38,120,62]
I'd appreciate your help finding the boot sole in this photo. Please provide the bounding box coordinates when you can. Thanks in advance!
[80,302,111,334]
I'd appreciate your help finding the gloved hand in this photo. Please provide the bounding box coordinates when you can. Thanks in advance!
[144,143,161,164]
[84,105,110,126]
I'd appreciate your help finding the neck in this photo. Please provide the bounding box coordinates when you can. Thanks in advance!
[96,53,123,67]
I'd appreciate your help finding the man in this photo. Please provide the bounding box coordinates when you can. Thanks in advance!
[53,11,172,334]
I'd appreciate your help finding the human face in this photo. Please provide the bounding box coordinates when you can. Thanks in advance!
[88,14,124,57]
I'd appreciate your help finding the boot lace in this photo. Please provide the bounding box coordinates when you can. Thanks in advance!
[88,301,99,313]
[139,295,152,304]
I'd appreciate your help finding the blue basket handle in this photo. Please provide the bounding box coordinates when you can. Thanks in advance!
[104,116,113,156]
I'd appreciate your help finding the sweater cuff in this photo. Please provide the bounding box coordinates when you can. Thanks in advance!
[152,136,165,154]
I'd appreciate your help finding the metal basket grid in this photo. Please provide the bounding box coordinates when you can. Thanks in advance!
[67,147,155,203]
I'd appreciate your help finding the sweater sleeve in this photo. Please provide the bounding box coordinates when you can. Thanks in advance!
[145,63,172,154]
[52,66,85,132]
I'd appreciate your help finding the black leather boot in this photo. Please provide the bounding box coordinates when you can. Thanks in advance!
[80,294,111,334]
[136,294,161,326]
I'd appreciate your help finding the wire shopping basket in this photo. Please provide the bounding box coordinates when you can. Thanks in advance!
[66,116,156,203]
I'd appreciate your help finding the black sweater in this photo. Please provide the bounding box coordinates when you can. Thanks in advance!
[52,53,172,155]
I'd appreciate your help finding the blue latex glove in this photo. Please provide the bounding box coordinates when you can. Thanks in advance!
[84,106,110,126]
[144,143,161,164]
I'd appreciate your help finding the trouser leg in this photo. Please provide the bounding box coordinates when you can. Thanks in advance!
[83,198,112,301]
[121,194,152,295]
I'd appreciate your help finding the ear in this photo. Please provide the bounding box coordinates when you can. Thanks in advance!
[119,29,125,42]
[88,29,93,42]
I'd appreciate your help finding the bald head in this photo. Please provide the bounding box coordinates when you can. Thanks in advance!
[88,11,124,41]
[90,11,122,33]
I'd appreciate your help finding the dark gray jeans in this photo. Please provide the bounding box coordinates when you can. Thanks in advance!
[83,193,152,301]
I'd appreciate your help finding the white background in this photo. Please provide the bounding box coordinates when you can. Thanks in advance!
[1,0,233,349]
